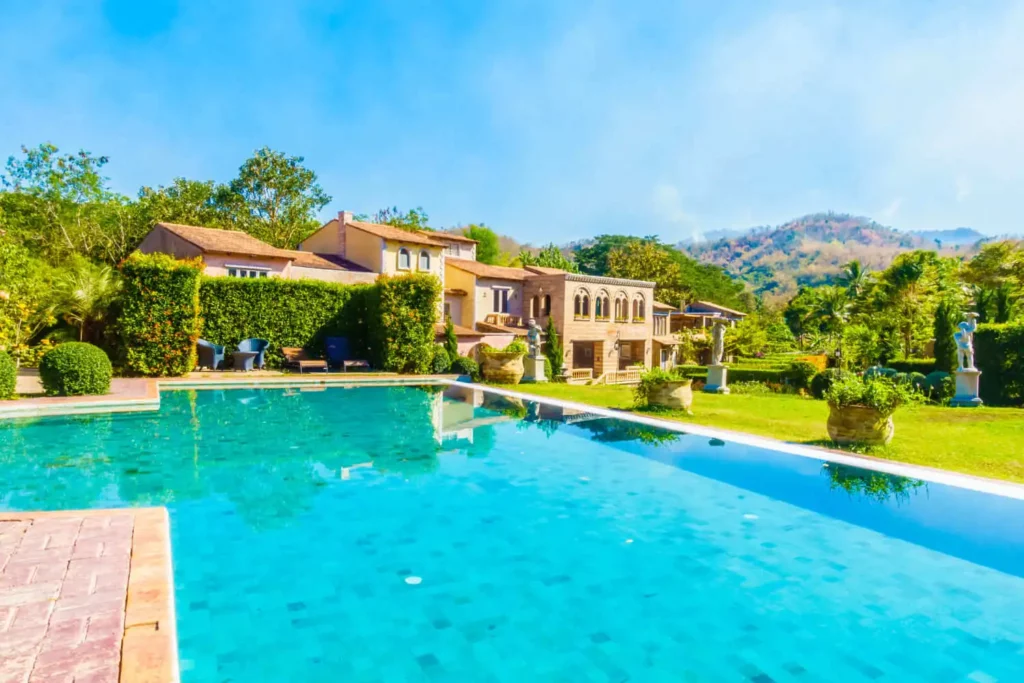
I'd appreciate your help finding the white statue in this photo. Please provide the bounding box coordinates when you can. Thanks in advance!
[527,318,542,357]
[711,321,726,366]
[954,312,979,371]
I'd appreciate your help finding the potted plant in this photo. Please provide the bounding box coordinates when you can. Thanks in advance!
[480,338,528,385]
[634,367,694,412]
[823,374,918,446]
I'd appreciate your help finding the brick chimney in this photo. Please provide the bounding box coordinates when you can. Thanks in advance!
[337,210,353,258]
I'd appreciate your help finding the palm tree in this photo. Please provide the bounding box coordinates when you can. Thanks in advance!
[838,260,869,296]
[881,257,927,357]
[807,286,851,350]
[53,258,121,342]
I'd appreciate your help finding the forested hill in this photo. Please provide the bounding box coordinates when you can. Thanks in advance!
[682,213,984,301]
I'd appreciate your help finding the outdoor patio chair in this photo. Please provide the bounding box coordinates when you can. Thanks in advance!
[282,347,328,374]
[196,339,225,370]
[236,338,270,370]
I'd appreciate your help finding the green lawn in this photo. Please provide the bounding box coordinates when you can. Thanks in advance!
[499,382,1024,484]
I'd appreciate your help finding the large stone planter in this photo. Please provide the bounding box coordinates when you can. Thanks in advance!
[481,352,525,385]
[827,404,894,446]
[648,379,694,411]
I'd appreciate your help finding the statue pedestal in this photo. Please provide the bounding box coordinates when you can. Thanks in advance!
[522,355,548,383]
[951,369,983,407]
[704,364,730,394]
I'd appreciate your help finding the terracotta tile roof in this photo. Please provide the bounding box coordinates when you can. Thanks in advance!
[444,288,469,296]
[523,265,566,275]
[420,230,478,244]
[653,301,678,311]
[446,258,530,281]
[287,251,374,272]
[346,220,445,247]
[157,223,294,259]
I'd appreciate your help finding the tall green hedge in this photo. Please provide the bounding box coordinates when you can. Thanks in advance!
[0,350,16,400]
[117,253,203,377]
[197,272,439,372]
[367,273,441,373]
[975,323,1024,406]
[887,358,937,374]
[199,278,375,367]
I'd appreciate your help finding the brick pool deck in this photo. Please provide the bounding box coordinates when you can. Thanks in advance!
[0,508,177,683]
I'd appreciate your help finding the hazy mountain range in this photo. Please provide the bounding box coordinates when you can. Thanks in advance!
[681,212,990,301]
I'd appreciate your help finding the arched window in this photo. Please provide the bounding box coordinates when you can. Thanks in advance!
[543,294,551,316]
[615,293,628,321]
[595,296,604,319]
[582,294,590,317]
[595,290,610,320]
[634,298,645,321]
[419,250,430,270]
[397,248,411,270]
[574,295,582,317]
[574,289,591,319]
[530,296,539,318]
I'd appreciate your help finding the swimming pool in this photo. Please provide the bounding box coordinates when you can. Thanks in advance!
[2,384,1022,682]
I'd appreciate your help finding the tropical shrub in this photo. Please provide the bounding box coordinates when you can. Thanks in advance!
[38,342,112,396]
[0,350,16,399]
[451,355,480,379]
[430,344,452,374]
[784,360,819,390]
[824,375,919,417]
[200,277,373,368]
[117,253,202,377]
[810,368,854,400]
[975,323,1024,406]
[482,338,528,356]
[367,273,441,373]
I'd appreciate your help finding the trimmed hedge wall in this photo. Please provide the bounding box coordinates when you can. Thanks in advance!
[976,323,1024,406]
[887,358,937,375]
[117,253,203,377]
[0,350,15,400]
[676,365,788,384]
[198,272,440,372]
[199,278,375,368]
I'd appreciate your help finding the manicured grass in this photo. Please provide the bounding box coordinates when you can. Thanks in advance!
[500,382,1024,484]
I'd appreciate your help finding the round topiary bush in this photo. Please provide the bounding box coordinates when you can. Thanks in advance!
[450,356,480,380]
[923,370,955,404]
[0,351,16,400]
[785,360,819,391]
[38,343,113,397]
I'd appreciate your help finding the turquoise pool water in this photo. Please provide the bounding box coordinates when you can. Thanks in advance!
[2,385,1023,682]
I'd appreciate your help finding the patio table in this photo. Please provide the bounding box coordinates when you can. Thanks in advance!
[233,351,259,371]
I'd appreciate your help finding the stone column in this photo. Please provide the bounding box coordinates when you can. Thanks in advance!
[704,365,730,394]
[950,369,983,407]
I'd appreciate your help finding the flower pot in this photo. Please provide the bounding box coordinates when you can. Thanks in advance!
[827,404,894,446]
[481,352,525,385]
[648,379,694,411]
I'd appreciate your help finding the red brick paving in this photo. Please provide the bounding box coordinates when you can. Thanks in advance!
[0,510,176,683]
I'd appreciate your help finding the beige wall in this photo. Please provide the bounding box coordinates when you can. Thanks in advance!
[381,239,444,279]
[289,266,378,285]
[475,277,524,322]
[298,222,342,254]
[346,229,383,273]
[444,265,477,328]
[202,253,291,278]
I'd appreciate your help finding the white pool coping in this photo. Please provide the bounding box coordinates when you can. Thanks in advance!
[441,380,1024,502]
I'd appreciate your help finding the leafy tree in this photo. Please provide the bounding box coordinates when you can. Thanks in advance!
[933,298,960,373]
[364,206,429,231]
[136,178,228,229]
[220,147,331,248]
[0,235,55,364]
[519,244,579,272]
[52,256,121,342]
[462,224,501,264]
[838,260,869,296]
[543,316,564,378]
[876,251,955,358]
[573,235,638,275]
[809,286,851,343]
[963,241,1023,323]
[606,239,686,304]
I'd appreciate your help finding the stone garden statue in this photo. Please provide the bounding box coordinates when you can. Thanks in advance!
[954,312,979,371]
[527,318,542,357]
[711,321,726,366]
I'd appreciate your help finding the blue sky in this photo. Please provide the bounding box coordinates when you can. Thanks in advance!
[2,1,1023,242]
